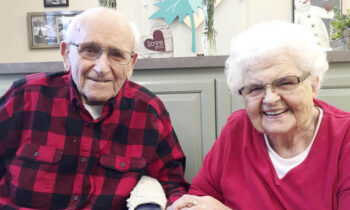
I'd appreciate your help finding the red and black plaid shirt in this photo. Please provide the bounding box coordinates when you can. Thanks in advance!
[0,71,189,209]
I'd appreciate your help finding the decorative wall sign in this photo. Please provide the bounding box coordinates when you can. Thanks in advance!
[149,0,202,53]
[139,23,173,58]
[144,30,166,51]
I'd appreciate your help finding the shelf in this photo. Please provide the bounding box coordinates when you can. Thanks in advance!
[0,51,349,74]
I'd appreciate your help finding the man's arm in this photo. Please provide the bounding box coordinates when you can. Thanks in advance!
[0,85,17,178]
[0,85,23,209]
[146,111,189,206]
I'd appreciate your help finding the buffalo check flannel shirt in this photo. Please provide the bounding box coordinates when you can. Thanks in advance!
[0,71,189,210]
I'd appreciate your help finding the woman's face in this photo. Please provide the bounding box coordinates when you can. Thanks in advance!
[242,55,318,135]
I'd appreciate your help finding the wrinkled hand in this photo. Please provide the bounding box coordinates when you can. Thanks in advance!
[167,194,232,210]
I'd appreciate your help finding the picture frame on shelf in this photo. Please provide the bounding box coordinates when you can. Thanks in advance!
[44,0,69,7]
[293,0,342,49]
[27,11,82,49]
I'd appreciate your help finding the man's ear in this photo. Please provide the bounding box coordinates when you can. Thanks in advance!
[131,53,138,68]
[127,53,138,79]
[60,42,71,71]
[311,76,320,98]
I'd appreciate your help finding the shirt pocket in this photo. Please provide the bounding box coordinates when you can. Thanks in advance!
[16,143,63,164]
[9,143,64,208]
[97,154,148,199]
[99,154,147,172]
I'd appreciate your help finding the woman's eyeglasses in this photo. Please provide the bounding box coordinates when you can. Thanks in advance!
[238,73,311,98]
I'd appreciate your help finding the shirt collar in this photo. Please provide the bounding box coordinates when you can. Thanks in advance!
[68,72,83,110]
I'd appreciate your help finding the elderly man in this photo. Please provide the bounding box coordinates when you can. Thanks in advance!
[0,7,188,209]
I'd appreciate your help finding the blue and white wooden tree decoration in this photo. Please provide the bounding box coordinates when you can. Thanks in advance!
[149,0,203,53]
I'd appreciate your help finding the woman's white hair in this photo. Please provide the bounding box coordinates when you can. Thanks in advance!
[63,7,140,52]
[225,20,329,94]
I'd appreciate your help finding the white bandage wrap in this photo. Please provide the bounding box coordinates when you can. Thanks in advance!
[127,176,167,210]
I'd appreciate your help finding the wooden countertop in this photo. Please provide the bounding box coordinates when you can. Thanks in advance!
[0,51,349,74]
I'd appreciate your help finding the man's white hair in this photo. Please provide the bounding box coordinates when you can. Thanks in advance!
[63,7,140,52]
[225,20,329,94]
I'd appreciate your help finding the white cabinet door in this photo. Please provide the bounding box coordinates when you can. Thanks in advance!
[137,79,216,182]
[318,88,350,112]
[216,78,245,136]
[319,66,350,112]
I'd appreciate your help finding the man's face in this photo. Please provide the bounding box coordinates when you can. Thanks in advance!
[62,13,137,105]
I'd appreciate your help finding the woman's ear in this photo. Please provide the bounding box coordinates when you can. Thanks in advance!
[60,42,71,71]
[311,76,320,98]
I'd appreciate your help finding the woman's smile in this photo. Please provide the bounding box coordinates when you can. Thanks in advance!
[263,108,289,117]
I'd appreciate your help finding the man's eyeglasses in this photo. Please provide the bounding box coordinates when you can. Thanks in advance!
[238,73,311,98]
[69,42,134,65]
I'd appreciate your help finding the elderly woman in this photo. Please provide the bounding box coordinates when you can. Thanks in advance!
[169,21,350,209]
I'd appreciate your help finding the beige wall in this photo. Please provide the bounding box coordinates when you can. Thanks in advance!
[0,0,98,63]
[0,0,348,63]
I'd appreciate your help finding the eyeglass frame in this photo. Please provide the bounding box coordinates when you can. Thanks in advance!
[238,73,311,97]
[68,42,135,65]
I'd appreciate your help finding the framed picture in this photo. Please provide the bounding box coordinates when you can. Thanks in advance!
[27,11,82,49]
[44,0,69,7]
[293,0,341,49]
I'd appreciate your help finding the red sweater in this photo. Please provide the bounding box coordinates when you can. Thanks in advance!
[189,99,350,210]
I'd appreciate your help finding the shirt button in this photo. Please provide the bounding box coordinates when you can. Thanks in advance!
[81,157,86,163]
[120,162,125,167]
[33,151,39,157]
[73,195,79,201]
[73,139,77,143]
